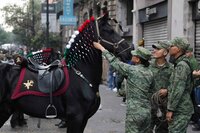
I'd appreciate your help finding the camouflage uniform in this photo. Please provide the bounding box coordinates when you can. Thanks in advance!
[167,37,194,133]
[149,59,173,133]
[102,47,154,133]
[186,47,200,127]
[186,47,199,71]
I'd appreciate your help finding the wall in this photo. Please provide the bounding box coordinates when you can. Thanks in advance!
[133,0,166,48]
[171,0,185,38]
[133,0,195,47]
[137,0,166,10]
[170,0,194,46]
[41,13,60,33]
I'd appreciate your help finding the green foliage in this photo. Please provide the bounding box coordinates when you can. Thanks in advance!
[0,27,13,44]
[1,1,42,46]
[1,0,62,51]
[31,30,62,51]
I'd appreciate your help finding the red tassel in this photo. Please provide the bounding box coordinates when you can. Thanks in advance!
[90,16,95,21]
[86,19,90,24]
[78,26,83,32]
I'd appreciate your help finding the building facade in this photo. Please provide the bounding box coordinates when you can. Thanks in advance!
[41,0,63,33]
[132,0,200,62]
[73,0,133,45]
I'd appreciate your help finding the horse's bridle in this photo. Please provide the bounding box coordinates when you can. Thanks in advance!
[95,17,131,56]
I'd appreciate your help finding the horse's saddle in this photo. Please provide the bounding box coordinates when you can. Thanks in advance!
[27,58,65,93]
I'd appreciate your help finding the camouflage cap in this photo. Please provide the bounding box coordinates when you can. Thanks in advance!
[186,47,193,52]
[152,41,170,50]
[131,47,151,60]
[170,37,190,51]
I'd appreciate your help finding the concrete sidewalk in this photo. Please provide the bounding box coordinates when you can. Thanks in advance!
[85,84,126,133]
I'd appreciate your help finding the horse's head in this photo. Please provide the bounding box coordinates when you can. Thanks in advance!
[64,15,132,66]
[96,15,132,62]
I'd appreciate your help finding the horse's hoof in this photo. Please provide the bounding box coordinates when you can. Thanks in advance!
[58,121,67,128]
[19,119,27,127]
[10,124,16,128]
[10,120,19,128]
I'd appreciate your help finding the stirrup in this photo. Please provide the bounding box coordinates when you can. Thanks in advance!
[45,104,57,119]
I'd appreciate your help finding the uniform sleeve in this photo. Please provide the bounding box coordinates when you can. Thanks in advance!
[191,57,199,71]
[167,62,190,111]
[102,50,131,76]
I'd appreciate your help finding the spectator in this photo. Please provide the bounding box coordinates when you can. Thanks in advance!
[107,65,117,92]
[185,47,199,71]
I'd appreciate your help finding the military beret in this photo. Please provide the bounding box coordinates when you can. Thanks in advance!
[169,37,190,51]
[152,41,170,50]
[131,47,151,60]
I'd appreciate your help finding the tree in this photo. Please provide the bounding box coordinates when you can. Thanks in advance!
[31,29,62,51]
[1,0,63,51]
[1,0,42,47]
[0,27,13,45]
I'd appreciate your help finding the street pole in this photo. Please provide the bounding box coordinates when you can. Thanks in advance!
[46,0,49,48]
[32,0,35,36]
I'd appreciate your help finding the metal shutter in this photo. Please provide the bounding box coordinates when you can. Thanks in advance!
[195,20,200,62]
[143,18,168,50]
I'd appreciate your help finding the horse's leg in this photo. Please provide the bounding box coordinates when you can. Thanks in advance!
[67,115,85,133]
[79,98,101,132]
[80,119,88,133]
[0,103,12,128]
[10,110,27,128]
[18,111,27,126]
[0,112,11,128]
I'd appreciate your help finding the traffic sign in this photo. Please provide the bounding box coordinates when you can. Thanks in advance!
[59,15,77,26]
[59,0,77,26]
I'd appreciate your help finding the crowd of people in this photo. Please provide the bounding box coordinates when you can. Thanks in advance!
[94,36,200,133]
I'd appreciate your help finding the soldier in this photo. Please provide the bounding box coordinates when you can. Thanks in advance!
[166,37,194,133]
[149,41,174,133]
[185,47,199,71]
[93,42,154,133]
[186,47,200,131]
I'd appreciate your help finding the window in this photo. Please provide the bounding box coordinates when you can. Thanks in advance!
[83,12,88,21]
[126,0,133,25]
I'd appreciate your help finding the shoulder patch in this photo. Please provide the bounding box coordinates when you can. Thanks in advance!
[176,65,183,74]
[175,63,189,79]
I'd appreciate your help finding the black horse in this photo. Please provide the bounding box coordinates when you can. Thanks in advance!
[0,15,131,133]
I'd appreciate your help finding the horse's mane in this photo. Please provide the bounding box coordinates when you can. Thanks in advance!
[64,17,99,67]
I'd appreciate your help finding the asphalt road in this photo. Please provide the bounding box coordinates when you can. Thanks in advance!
[0,84,198,133]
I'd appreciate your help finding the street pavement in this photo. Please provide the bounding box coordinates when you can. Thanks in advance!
[0,84,198,133]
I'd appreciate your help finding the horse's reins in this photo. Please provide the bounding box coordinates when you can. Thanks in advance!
[72,67,93,88]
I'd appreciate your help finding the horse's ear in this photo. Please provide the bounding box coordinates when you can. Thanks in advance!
[101,1,109,21]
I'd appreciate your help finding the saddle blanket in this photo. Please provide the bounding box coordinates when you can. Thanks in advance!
[11,60,69,100]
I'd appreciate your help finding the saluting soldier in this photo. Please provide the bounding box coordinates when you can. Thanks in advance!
[149,41,174,133]
[166,37,194,133]
[93,42,154,133]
